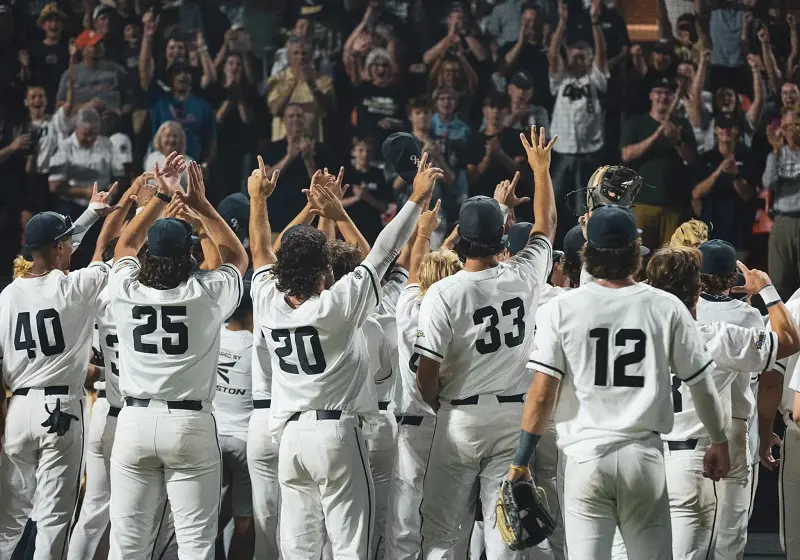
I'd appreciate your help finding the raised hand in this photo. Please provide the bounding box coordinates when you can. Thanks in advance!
[719,153,738,175]
[142,10,159,39]
[757,25,770,44]
[520,126,558,170]
[731,260,772,295]
[177,161,211,211]
[247,155,280,199]
[418,199,442,237]
[88,181,121,217]
[767,122,784,153]
[442,224,459,251]
[305,183,348,221]
[176,203,206,232]
[493,171,530,209]
[411,152,445,202]
[154,151,186,195]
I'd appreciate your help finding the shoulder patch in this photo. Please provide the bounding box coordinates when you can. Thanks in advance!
[354,269,364,280]
[753,331,766,350]
[416,329,424,338]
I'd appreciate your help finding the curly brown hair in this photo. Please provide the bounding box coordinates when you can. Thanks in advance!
[138,251,194,290]
[558,258,582,286]
[646,246,703,311]
[582,240,642,281]
[272,225,332,301]
[700,270,738,294]
[328,240,364,281]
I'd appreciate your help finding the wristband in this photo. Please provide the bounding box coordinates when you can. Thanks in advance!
[512,429,541,467]
[499,203,510,223]
[759,284,781,308]
[154,191,172,203]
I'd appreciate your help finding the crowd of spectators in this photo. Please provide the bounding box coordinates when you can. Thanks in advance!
[0,0,798,296]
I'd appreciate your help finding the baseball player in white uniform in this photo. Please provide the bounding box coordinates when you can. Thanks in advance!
[414,127,556,560]
[384,201,462,560]
[108,158,247,559]
[646,246,799,560]
[510,209,731,560]
[214,278,255,559]
[248,150,440,559]
[694,240,780,560]
[0,197,123,558]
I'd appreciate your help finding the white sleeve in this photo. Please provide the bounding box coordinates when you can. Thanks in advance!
[364,201,422,280]
[375,328,393,385]
[69,262,109,303]
[507,234,553,288]
[52,106,72,137]
[381,267,409,315]
[329,262,383,327]
[711,323,778,374]
[688,373,728,444]
[195,265,244,319]
[71,208,100,249]
[413,287,452,363]
[549,71,566,96]
[670,304,714,386]
[250,265,275,319]
[589,62,609,92]
[396,283,421,323]
[109,256,139,300]
[527,301,566,379]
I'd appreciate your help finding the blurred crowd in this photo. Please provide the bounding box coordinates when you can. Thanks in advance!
[0,0,798,295]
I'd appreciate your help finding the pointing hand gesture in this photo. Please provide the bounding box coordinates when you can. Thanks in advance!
[418,199,442,237]
[248,155,280,199]
[520,126,557,170]
[411,152,445,204]
[730,261,772,295]
[304,183,348,222]
[493,171,530,209]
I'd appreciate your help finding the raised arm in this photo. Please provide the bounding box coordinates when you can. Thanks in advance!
[248,155,281,269]
[788,15,798,81]
[688,50,710,128]
[170,202,221,270]
[409,200,439,284]
[590,0,608,74]
[657,0,674,39]
[138,11,159,91]
[90,182,135,262]
[549,1,568,75]
[195,32,218,88]
[520,127,557,242]
[746,54,765,127]
[179,162,248,274]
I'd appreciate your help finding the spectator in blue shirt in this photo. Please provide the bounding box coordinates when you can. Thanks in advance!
[145,59,215,164]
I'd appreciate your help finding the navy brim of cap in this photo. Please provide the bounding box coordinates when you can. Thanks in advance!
[24,223,86,251]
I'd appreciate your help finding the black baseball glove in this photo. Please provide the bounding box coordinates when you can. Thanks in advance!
[496,477,556,550]
[584,165,644,213]
[41,398,79,437]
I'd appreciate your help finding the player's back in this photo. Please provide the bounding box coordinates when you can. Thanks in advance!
[214,327,254,438]
[110,258,242,402]
[363,316,392,403]
[534,283,699,459]
[415,237,551,400]
[0,264,107,392]
[95,286,123,408]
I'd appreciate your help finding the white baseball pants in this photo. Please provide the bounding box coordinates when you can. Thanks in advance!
[69,398,178,560]
[383,415,435,560]
[532,422,565,560]
[367,409,397,560]
[108,403,221,560]
[247,407,281,560]
[780,420,800,559]
[420,396,528,560]
[664,438,717,560]
[0,389,85,560]
[278,411,374,560]
[562,436,671,560]
[713,419,751,560]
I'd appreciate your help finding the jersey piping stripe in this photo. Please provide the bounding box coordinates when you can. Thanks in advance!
[763,332,776,374]
[64,405,86,559]
[781,431,790,554]
[251,266,272,284]
[775,360,787,373]
[354,427,373,557]
[413,343,443,359]
[358,264,380,307]
[682,359,714,383]
[113,256,138,270]
[705,482,718,560]
[417,415,439,553]
[391,269,409,280]
[220,264,243,307]
[528,359,564,377]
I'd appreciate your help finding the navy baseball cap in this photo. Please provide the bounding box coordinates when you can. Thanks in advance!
[586,206,638,249]
[23,211,85,251]
[147,218,193,257]
[382,132,422,184]
[217,193,250,244]
[504,222,533,255]
[459,196,504,244]
[699,239,737,275]
[563,225,586,264]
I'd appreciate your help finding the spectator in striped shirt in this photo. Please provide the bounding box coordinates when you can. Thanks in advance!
[47,107,126,219]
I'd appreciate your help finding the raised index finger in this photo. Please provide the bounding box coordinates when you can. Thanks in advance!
[418,151,429,172]
[510,171,520,190]
[736,260,750,275]
[258,155,266,177]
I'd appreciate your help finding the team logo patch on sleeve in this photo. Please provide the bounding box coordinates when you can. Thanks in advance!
[354,269,364,279]
[416,329,424,338]
[753,331,767,350]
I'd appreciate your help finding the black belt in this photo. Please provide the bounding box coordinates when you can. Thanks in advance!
[97,390,106,398]
[450,394,525,406]
[253,399,271,409]
[397,415,424,426]
[288,410,342,422]
[667,439,698,451]
[124,397,202,411]
[379,401,390,410]
[13,385,69,397]
[108,406,121,417]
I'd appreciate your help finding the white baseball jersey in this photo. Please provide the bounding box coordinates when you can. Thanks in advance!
[414,235,552,400]
[697,294,765,421]
[251,263,382,438]
[213,327,254,439]
[540,284,568,306]
[0,264,108,393]
[374,267,407,408]
[251,324,273,402]
[395,283,435,417]
[665,321,778,442]
[363,317,393,403]
[530,283,713,462]
[779,292,800,417]
[109,257,243,402]
[95,286,123,408]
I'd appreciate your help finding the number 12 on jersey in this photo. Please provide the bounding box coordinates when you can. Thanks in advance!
[590,327,646,387]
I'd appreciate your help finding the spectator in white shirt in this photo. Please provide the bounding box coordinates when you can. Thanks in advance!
[548,0,609,247]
